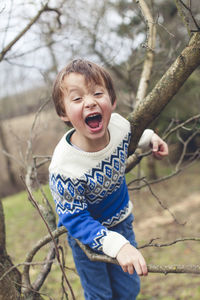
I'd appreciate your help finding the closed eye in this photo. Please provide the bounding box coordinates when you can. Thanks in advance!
[72,97,82,101]
[94,92,103,96]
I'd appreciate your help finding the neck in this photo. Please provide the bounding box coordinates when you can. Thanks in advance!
[71,130,110,152]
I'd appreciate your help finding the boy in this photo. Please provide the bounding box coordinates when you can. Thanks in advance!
[49,59,168,300]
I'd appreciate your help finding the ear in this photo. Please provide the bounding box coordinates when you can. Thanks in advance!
[60,114,70,122]
[112,100,117,111]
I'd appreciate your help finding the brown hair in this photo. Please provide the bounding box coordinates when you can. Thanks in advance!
[52,59,116,117]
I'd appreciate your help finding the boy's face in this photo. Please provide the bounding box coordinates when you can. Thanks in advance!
[61,72,116,150]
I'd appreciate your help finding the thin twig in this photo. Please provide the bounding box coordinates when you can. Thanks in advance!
[0,260,55,282]
[22,177,76,300]
[59,246,70,300]
[142,178,185,225]
[25,99,51,165]
[0,3,48,62]
[178,0,200,31]
[139,237,200,249]
[127,170,181,189]
[13,280,54,300]
[163,114,200,139]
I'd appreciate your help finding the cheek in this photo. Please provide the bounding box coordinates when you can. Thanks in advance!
[67,104,83,123]
[101,98,113,112]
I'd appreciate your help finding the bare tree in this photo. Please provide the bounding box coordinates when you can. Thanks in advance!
[0,0,200,299]
[0,2,62,299]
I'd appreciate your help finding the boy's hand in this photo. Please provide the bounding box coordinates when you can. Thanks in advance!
[116,243,148,276]
[150,133,169,159]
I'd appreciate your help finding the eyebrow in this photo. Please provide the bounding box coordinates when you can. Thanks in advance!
[67,87,81,94]
[69,88,79,92]
[67,84,105,95]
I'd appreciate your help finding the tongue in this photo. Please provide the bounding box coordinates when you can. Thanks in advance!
[87,119,100,128]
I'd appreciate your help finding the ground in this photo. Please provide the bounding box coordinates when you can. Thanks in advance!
[132,161,200,300]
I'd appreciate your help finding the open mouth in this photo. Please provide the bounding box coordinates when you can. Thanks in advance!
[85,113,102,129]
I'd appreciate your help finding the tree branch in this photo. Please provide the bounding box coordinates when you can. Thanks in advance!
[24,225,200,275]
[175,0,191,35]
[127,32,200,155]
[176,0,200,33]
[0,3,48,62]
[0,3,62,62]
[73,238,200,274]
[146,264,200,274]
[125,148,143,173]
[135,0,157,102]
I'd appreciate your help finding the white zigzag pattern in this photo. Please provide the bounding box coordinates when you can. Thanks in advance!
[92,229,108,250]
[101,205,129,227]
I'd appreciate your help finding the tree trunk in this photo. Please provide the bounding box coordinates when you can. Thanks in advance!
[0,121,17,186]
[0,199,21,300]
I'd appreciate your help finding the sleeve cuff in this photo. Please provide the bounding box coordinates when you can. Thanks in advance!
[138,129,154,151]
[102,230,130,258]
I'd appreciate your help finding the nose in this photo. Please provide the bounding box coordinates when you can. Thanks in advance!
[84,95,97,108]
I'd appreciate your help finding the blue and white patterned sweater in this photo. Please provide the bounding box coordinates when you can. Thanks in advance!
[49,113,153,257]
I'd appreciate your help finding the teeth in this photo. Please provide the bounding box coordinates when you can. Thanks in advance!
[86,113,101,120]
[87,113,99,118]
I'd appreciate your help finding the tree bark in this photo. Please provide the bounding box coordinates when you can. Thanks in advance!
[0,200,5,257]
[135,0,156,102]
[128,32,200,155]
[134,0,158,178]
[0,199,21,300]
[0,121,17,186]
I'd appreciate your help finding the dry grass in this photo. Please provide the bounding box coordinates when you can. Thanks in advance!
[132,161,200,300]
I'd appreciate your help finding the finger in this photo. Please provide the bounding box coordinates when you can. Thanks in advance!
[122,266,128,273]
[140,262,148,276]
[153,144,168,157]
[139,257,148,276]
[152,140,159,152]
[162,144,169,155]
[158,143,169,155]
[127,264,134,275]
[133,261,143,276]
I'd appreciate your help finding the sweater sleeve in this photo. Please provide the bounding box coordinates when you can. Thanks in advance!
[138,129,154,151]
[49,173,129,257]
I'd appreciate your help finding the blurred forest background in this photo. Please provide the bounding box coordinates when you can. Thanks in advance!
[0,0,200,299]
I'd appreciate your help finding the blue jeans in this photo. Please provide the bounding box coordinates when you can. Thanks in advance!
[68,214,140,300]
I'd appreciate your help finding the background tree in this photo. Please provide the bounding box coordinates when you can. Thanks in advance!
[0,0,200,299]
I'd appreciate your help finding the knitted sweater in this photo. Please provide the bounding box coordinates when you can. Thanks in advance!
[49,113,154,258]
